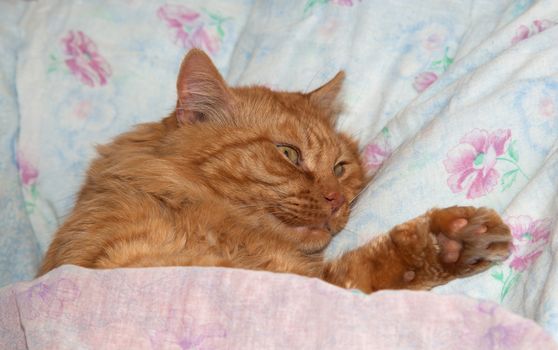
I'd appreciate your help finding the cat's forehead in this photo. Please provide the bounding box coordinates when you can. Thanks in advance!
[261,98,341,148]
[234,87,338,134]
[233,86,351,161]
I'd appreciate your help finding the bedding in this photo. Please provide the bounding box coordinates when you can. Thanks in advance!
[1,0,557,347]
[1,265,557,349]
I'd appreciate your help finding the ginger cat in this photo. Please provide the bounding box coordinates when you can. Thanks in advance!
[39,49,512,293]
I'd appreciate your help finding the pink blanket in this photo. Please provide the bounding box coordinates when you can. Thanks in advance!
[1,265,556,349]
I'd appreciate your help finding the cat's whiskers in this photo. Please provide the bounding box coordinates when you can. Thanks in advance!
[234,203,264,210]
[234,197,364,238]
[340,225,360,236]
[234,204,300,228]
[268,219,286,235]
[349,181,372,206]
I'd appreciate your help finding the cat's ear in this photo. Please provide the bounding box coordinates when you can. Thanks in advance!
[175,49,233,125]
[306,71,345,122]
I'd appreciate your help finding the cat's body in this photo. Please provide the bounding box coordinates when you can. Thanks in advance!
[39,50,512,293]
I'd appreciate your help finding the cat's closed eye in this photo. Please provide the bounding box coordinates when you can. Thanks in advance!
[276,144,300,165]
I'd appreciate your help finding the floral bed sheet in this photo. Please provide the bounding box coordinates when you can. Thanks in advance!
[0,0,557,345]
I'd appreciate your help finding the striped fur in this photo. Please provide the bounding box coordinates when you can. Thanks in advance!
[39,50,511,293]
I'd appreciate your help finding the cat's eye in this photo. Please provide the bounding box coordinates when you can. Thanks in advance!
[334,162,345,177]
[277,145,300,165]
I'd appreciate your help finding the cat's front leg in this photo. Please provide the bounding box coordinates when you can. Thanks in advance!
[323,206,512,293]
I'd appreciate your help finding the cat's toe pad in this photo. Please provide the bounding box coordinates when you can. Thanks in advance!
[437,219,490,263]
[437,233,462,263]
[431,206,512,274]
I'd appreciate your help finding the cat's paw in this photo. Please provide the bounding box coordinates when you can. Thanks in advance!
[429,206,512,276]
[389,206,512,287]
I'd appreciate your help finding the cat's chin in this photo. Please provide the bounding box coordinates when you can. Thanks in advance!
[290,226,333,253]
[293,226,330,236]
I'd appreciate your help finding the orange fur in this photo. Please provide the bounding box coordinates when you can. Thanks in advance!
[39,50,512,293]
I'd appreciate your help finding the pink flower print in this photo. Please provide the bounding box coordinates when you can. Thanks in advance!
[149,308,226,349]
[157,5,200,46]
[539,97,556,119]
[364,143,391,173]
[483,324,528,348]
[511,25,530,45]
[511,19,556,45]
[413,48,453,91]
[304,0,360,13]
[492,215,551,301]
[74,100,93,120]
[477,301,498,316]
[413,72,438,92]
[510,250,543,272]
[191,26,219,54]
[363,127,392,173]
[423,33,444,51]
[157,5,220,54]
[332,0,356,5]
[16,151,38,186]
[506,216,551,272]
[62,31,112,87]
[533,19,554,33]
[20,278,80,320]
[510,216,552,243]
[444,129,511,199]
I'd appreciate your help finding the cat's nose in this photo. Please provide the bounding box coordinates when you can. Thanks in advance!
[324,192,345,213]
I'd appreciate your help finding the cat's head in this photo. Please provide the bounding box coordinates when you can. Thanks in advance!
[164,49,366,253]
